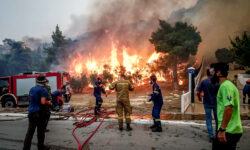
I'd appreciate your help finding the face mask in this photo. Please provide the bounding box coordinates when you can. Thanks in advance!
[149,80,153,84]
[98,80,102,83]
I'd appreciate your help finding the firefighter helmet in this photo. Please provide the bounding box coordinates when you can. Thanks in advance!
[150,74,157,82]
[97,75,103,80]
[247,79,250,83]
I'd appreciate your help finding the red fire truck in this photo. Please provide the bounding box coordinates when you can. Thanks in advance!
[0,72,71,108]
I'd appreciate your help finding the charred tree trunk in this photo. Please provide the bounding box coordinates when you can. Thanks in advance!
[172,56,179,90]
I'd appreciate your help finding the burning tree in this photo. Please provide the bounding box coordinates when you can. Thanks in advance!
[71,74,88,93]
[102,64,114,85]
[149,20,201,90]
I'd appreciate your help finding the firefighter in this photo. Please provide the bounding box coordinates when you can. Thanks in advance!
[109,74,134,131]
[148,74,163,132]
[94,75,107,115]
[243,79,250,104]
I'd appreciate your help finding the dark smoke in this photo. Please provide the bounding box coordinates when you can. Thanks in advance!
[168,0,250,61]
[57,0,250,72]
[60,0,197,71]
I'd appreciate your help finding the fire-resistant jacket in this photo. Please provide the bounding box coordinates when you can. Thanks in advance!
[149,82,163,104]
[94,81,106,97]
[109,79,134,101]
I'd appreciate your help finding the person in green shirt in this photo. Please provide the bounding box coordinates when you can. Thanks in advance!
[212,63,243,150]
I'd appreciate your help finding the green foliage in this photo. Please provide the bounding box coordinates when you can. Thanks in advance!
[0,25,69,77]
[215,48,234,63]
[71,74,88,93]
[149,20,202,60]
[230,32,250,67]
[1,39,34,76]
[44,25,67,66]
[149,20,201,89]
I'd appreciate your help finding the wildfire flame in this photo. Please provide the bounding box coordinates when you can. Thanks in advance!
[179,80,183,85]
[69,40,167,85]
[147,52,160,63]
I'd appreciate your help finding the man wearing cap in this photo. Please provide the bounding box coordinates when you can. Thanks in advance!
[94,75,107,115]
[109,74,134,131]
[148,74,163,132]
[23,75,52,150]
[212,63,243,150]
[197,69,219,142]
[243,79,250,104]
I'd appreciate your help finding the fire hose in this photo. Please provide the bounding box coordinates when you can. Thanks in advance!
[72,108,116,150]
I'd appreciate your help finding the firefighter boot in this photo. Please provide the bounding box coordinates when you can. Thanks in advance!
[94,107,100,115]
[150,120,156,129]
[152,125,162,132]
[119,120,123,131]
[119,124,123,131]
[126,123,133,131]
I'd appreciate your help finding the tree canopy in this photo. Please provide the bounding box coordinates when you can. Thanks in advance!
[0,39,34,76]
[215,48,234,63]
[44,25,67,67]
[149,20,201,89]
[230,31,250,67]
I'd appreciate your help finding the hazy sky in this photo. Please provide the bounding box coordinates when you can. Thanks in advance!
[0,0,93,43]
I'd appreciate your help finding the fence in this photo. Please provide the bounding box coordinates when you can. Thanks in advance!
[181,91,191,113]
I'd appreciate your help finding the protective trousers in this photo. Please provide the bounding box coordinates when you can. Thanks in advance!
[23,112,47,150]
[152,103,162,126]
[95,96,103,114]
[116,99,132,128]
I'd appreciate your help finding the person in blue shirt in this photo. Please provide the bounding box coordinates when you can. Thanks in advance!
[197,69,219,142]
[148,74,163,132]
[51,88,66,111]
[23,75,52,150]
[94,75,107,115]
[243,79,250,104]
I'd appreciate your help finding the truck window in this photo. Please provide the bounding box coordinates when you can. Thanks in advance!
[0,78,9,96]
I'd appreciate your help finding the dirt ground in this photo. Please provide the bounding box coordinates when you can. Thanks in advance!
[70,82,185,115]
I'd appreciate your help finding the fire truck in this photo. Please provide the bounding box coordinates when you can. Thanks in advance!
[0,72,71,108]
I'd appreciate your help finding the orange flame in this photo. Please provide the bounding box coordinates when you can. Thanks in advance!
[69,40,168,84]
[179,79,183,85]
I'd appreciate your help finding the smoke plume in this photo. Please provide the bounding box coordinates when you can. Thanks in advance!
[168,0,250,61]
[59,0,250,74]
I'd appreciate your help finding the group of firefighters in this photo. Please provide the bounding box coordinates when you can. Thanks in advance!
[94,74,163,132]
[22,61,250,150]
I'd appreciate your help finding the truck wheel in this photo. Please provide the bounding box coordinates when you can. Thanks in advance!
[2,97,16,108]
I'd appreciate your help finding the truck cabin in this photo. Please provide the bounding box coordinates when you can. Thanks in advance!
[0,77,10,96]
